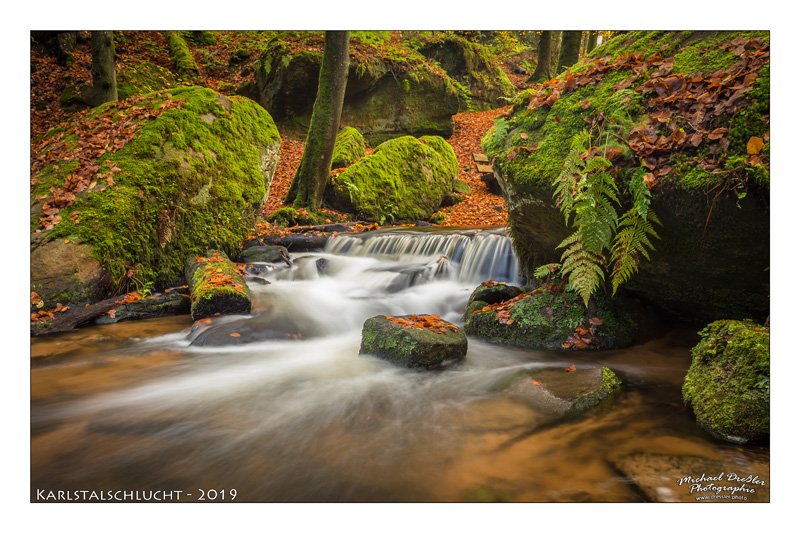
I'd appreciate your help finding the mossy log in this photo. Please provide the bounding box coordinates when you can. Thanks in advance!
[166,31,199,79]
[185,250,251,321]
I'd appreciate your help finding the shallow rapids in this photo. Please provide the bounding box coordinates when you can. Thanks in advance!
[30,228,768,502]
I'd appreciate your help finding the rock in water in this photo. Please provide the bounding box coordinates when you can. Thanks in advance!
[239,244,292,266]
[464,285,636,351]
[505,367,622,417]
[360,314,467,369]
[30,86,280,306]
[682,320,769,444]
[609,452,769,502]
[185,250,251,321]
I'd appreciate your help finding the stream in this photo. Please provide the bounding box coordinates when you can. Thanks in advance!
[30,228,769,502]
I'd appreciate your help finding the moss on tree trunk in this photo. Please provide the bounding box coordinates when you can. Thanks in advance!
[286,31,350,210]
[557,31,582,72]
[530,30,553,82]
[85,31,118,106]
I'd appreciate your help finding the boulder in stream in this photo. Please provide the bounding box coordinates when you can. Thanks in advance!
[239,244,292,266]
[185,250,251,321]
[464,285,636,351]
[682,320,769,444]
[360,314,467,369]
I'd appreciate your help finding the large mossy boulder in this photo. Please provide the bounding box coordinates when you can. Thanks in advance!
[325,135,459,223]
[30,86,281,306]
[682,320,769,444]
[250,41,466,139]
[464,286,636,351]
[360,314,467,369]
[331,126,367,169]
[482,31,770,323]
[417,34,515,109]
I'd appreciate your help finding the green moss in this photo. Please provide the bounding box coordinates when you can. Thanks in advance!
[116,61,179,100]
[682,320,769,443]
[267,207,326,227]
[34,86,280,291]
[464,287,635,350]
[188,250,251,320]
[360,315,467,369]
[166,31,199,79]
[326,135,458,223]
[331,127,367,169]
[453,179,472,195]
[181,31,216,46]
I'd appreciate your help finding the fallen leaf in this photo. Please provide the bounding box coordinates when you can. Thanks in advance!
[230,332,241,337]
[565,364,577,373]
[746,136,765,155]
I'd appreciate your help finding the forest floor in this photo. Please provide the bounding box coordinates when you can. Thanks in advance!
[31,31,525,230]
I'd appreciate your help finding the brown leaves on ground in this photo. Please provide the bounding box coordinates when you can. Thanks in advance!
[262,135,305,218]
[434,107,510,227]
[384,314,458,334]
[32,92,183,231]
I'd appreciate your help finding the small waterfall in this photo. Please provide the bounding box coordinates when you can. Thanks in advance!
[325,229,520,284]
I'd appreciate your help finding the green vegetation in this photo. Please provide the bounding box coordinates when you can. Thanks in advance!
[682,320,769,443]
[166,31,199,79]
[464,287,636,351]
[325,135,458,223]
[33,86,280,293]
[331,127,366,169]
[116,61,179,100]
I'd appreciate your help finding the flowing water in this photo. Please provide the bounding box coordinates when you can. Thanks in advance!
[30,228,769,502]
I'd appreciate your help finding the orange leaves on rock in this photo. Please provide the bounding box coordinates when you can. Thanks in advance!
[531,380,542,386]
[480,280,505,287]
[561,319,605,350]
[564,364,577,373]
[115,291,143,305]
[106,308,117,319]
[229,332,241,338]
[497,310,514,325]
[31,291,44,308]
[31,91,184,230]
[384,314,458,334]
[30,310,54,322]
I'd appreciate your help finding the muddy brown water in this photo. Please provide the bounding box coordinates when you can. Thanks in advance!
[30,232,769,503]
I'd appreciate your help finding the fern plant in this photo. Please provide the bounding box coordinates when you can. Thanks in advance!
[551,129,660,305]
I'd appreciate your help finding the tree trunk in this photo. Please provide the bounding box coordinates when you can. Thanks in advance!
[557,31,582,72]
[586,31,599,54]
[85,31,117,106]
[285,31,350,210]
[529,30,553,82]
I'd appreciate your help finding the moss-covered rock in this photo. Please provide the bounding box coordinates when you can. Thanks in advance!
[467,281,523,306]
[251,41,465,139]
[331,126,366,169]
[185,250,251,321]
[417,34,515,109]
[325,135,459,223]
[30,86,281,305]
[267,207,327,227]
[464,287,636,351]
[682,320,769,444]
[239,244,291,265]
[482,31,770,323]
[360,314,467,369]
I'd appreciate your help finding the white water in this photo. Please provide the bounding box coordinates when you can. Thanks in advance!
[31,229,739,502]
